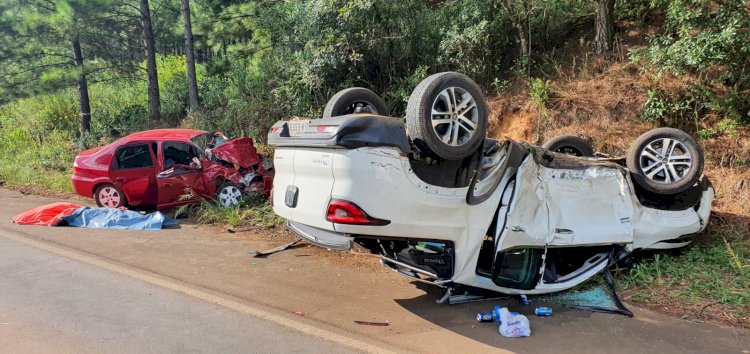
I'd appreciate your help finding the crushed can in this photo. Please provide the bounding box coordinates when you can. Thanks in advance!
[535,306,553,316]
[476,312,494,322]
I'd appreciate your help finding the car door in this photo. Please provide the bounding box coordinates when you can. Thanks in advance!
[108,141,158,208]
[541,165,634,246]
[156,140,207,208]
[489,158,623,293]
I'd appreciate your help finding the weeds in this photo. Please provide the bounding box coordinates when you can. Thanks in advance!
[529,78,551,116]
[620,232,750,318]
[178,194,283,228]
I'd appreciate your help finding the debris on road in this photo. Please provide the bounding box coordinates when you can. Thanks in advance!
[12,202,176,230]
[476,312,494,322]
[227,226,254,233]
[254,239,302,258]
[539,260,633,317]
[497,307,531,338]
[293,311,304,316]
[519,294,530,305]
[354,320,390,326]
[534,307,553,316]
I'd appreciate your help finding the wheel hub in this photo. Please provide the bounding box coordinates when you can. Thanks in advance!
[218,186,242,208]
[639,137,692,184]
[430,87,479,147]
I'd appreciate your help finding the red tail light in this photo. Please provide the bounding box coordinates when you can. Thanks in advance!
[326,199,390,226]
[316,125,336,133]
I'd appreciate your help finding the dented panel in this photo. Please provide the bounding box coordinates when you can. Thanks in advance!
[542,166,634,246]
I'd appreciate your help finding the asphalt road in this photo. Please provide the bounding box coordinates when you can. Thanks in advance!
[0,188,747,354]
[0,234,362,354]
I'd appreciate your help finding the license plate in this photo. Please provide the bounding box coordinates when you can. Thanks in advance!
[288,120,310,137]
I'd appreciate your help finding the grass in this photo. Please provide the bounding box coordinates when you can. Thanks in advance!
[177,194,284,228]
[0,162,72,192]
[617,231,750,325]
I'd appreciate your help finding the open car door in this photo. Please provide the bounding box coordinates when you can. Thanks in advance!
[489,157,630,293]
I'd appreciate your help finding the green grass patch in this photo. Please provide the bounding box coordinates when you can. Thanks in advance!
[177,194,283,228]
[619,232,750,317]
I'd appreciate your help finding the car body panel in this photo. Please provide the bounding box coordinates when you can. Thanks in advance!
[106,140,159,207]
[156,168,204,208]
[291,148,336,229]
[542,165,634,246]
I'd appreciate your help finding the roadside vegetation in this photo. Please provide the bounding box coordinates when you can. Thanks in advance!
[176,194,283,228]
[0,0,748,327]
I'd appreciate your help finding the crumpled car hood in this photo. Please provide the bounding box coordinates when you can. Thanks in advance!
[210,137,260,168]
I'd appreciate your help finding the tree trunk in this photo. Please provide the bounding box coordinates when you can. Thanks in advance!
[140,0,161,122]
[513,21,529,57]
[72,37,91,133]
[497,0,529,57]
[181,0,199,111]
[595,0,615,54]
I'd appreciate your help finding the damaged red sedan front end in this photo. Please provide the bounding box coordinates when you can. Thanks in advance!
[71,129,273,210]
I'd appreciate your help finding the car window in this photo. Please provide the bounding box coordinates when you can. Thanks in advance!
[190,133,212,152]
[492,248,543,290]
[162,141,201,170]
[113,144,154,170]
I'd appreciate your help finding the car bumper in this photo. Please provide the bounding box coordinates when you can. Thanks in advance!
[286,220,354,250]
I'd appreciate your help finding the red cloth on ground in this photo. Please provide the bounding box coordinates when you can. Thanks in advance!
[12,202,82,226]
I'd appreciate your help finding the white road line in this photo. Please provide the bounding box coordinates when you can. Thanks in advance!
[0,229,397,354]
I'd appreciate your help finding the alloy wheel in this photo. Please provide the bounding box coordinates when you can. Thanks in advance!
[638,138,693,184]
[430,87,479,146]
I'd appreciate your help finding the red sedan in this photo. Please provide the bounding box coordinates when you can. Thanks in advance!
[72,129,273,210]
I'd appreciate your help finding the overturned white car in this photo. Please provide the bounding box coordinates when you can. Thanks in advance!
[268,72,713,296]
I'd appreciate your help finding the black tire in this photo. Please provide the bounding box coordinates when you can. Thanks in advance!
[406,72,488,160]
[626,128,704,195]
[322,87,388,118]
[94,184,128,208]
[542,135,595,157]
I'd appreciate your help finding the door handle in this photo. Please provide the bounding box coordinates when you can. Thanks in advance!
[163,183,172,187]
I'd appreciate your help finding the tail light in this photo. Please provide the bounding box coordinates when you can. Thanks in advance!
[73,159,82,173]
[315,125,336,133]
[326,199,390,226]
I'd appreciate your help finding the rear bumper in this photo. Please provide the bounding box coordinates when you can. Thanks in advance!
[286,220,354,250]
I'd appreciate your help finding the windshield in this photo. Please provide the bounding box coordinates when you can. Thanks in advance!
[190,133,213,152]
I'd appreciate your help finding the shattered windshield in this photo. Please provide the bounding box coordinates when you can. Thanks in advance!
[190,133,213,152]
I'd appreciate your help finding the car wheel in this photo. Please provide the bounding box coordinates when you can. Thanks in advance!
[217,182,243,208]
[542,135,595,157]
[406,72,488,160]
[94,184,127,208]
[626,128,704,195]
[322,87,388,118]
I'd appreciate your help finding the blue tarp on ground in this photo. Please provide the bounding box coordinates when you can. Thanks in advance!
[61,207,177,231]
